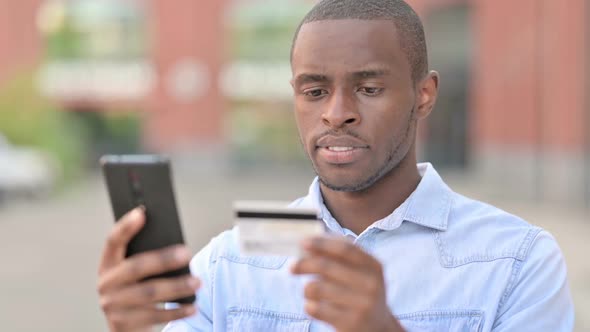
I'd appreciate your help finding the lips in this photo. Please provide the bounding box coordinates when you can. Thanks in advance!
[315,136,369,165]
[316,135,368,149]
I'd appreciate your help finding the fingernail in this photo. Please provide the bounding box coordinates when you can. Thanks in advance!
[301,238,313,249]
[184,306,196,315]
[131,207,143,220]
[175,247,191,262]
[187,277,199,288]
[305,300,320,315]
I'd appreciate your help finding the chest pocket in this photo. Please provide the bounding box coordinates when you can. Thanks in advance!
[398,310,485,332]
[227,307,311,332]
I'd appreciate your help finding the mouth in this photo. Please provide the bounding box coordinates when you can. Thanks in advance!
[326,146,356,152]
[316,145,368,165]
[314,135,370,165]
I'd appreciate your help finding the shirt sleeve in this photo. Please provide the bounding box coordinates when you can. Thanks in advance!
[492,230,574,331]
[162,235,220,332]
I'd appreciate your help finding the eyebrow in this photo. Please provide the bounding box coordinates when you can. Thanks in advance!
[293,68,392,86]
[293,73,330,86]
[351,69,391,80]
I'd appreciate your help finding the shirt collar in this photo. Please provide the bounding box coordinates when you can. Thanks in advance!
[302,163,452,233]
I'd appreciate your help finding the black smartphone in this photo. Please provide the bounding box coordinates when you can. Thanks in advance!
[100,154,196,304]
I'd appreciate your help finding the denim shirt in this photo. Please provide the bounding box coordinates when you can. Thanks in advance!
[164,163,574,332]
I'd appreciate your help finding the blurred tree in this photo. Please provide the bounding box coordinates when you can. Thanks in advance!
[230,1,311,60]
[227,1,312,167]
[0,72,88,183]
[40,0,147,61]
[70,110,142,166]
[35,0,146,167]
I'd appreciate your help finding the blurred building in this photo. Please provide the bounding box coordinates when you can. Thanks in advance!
[412,0,588,206]
[34,0,228,152]
[0,0,588,205]
[0,0,43,83]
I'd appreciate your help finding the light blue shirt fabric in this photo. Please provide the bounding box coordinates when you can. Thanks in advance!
[164,163,574,331]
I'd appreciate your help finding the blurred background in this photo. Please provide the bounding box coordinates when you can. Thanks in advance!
[0,0,587,331]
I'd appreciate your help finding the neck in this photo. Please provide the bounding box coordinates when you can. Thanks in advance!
[319,153,421,235]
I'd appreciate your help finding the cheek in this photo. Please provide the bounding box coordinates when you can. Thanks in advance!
[364,107,410,149]
[294,105,320,141]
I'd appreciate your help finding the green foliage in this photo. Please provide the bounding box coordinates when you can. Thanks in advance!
[227,2,313,165]
[230,104,307,166]
[229,2,312,61]
[43,1,148,61]
[0,73,88,183]
[71,110,141,160]
[45,18,83,60]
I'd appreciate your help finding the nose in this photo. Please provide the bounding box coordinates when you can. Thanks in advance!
[321,89,360,129]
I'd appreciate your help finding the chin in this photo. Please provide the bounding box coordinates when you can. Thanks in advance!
[316,158,398,193]
[318,173,374,192]
[312,160,363,188]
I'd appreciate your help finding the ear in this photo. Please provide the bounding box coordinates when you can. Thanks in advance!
[414,70,439,120]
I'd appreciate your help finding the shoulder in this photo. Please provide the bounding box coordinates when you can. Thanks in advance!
[436,192,547,268]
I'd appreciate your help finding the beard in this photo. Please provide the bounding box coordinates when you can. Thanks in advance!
[311,106,417,193]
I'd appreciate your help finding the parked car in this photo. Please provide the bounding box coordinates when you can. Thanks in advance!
[0,133,58,202]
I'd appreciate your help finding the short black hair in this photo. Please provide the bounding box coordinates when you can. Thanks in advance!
[291,0,428,83]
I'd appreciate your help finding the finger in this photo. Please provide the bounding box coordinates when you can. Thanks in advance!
[108,304,196,331]
[99,207,146,273]
[303,279,366,308]
[302,236,380,269]
[98,245,192,293]
[100,276,200,311]
[304,300,348,330]
[291,255,370,287]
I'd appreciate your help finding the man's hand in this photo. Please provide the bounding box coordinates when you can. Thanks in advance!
[97,207,200,332]
[291,236,404,332]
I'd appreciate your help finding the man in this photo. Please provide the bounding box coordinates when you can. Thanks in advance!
[97,0,574,331]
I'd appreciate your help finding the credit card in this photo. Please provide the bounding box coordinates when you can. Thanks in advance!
[234,201,324,256]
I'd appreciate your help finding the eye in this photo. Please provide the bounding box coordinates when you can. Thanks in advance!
[358,87,383,96]
[304,89,328,98]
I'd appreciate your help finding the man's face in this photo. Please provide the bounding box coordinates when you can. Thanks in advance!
[291,20,418,192]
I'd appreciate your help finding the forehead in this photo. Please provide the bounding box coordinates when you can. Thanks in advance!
[292,19,410,79]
